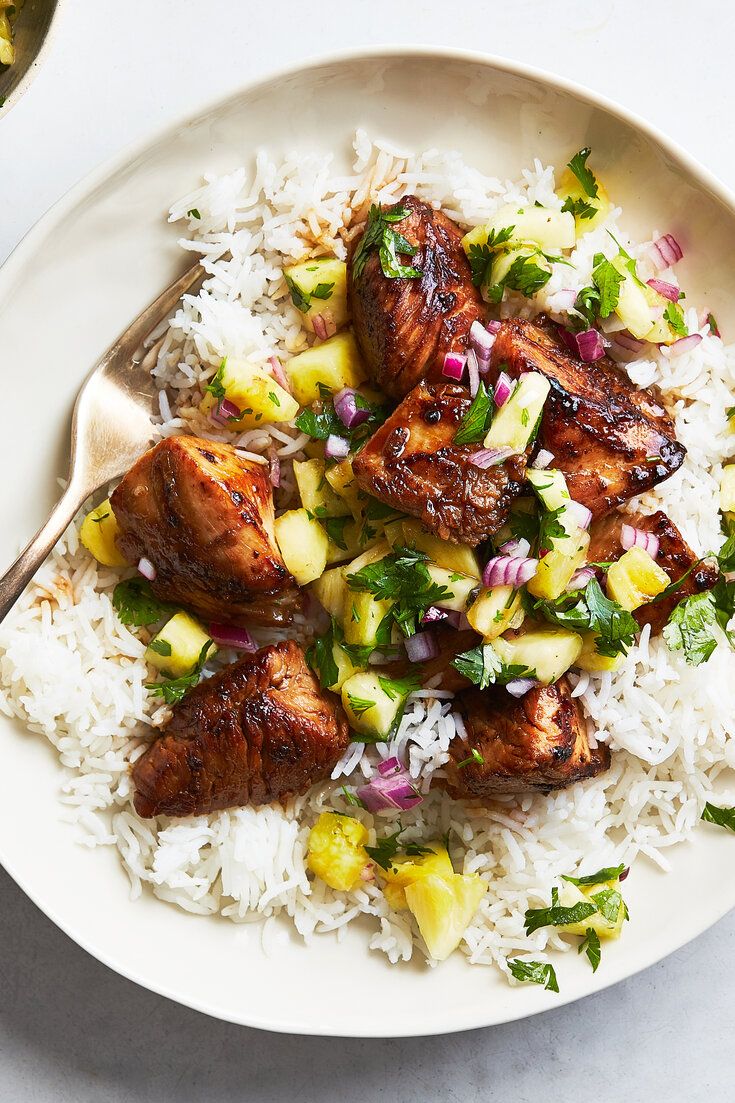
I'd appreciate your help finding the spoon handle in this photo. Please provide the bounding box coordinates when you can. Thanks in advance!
[0,481,89,624]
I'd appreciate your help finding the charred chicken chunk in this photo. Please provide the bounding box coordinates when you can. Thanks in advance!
[349,195,485,399]
[490,317,685,519]
[588,510,717,634]
[133,641,350,818]
[444,677,609,797]
[352,381,527,546]
[111,436,300,626]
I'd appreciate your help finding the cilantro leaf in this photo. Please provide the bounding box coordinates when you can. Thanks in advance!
[535,580,637,659]
[347,692,375,716]
[524,893,597,936]
[346,546,454,638]
[295,393,389,452]
[306,620,340,689]
[664,302,688,337]
[579,928,601,972]
[352,204,423,282]
[507,959,559,993]
[701,802,735,832]
[365,828,431,872]
[145,640,215,705]
[148,638,172,658]
[467,226,516,289]
[204,358,227,402]
[285,274,311,313]
[572,253,622,327]
[454,380,495,445]
[567,147,599,199]
[451,644,535,689]
[590,887,624,925]
[663,591,719,666]
[561,195,597,220]
[561,864,625,887]
[187,208,201,219]
[112,578,174,627]
[311,281,334,301]
[323,515,350,550]
[499,253,551,298]
[377,672,422,701]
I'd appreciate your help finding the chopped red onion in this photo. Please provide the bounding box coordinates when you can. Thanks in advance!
[619,866,630,882]
[531,448,554,470]
[467,348,480,395]
[469,319,497,360]
[483,555,538,588]
[506,677,537,698]
[356,769,423,813]
[311,312,337,341]
[621,523,660,559]
[568,566,595,591]
[612,331,646,354]
[442,351,466,381]
[334,387,371,429]
[208,623,257,651]
[421,606,449,625]
[137,557,156,581]
[565,500,592,531]
[268,355,292,393]
[499,537,531,558]
[268,449,281,488]
[325,434,350,460]
[405,631,439,663]
[438,609,464,629]
[646,278,680,303]
[212,398,241,425]
[493,371,514,407]
[485,319,502,334]
[647,233,683,272]
[561,326,606,363]
[468,446,514,469]
[377,756,403,777]
[667,333,702,358]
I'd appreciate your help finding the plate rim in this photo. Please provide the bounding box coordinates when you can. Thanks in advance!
[3,44,735,1035]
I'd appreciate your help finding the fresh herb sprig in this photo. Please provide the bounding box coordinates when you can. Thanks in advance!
[345,545,454,638]
[451,643,535,690]
[352,204,423,282]
[145,640,216,705]
[112,578,174,627]
[507,959,559,993]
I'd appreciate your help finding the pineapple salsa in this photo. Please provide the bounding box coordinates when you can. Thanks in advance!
[75,145,735,985]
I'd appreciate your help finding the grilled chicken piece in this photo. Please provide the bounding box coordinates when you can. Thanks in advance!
[111,436,300,626]
[444,677,609,797]
[352,381,526,545]
[133,641,350,818]
[588,510,718,633]
[490,317,685,519]
[349,195,485,399]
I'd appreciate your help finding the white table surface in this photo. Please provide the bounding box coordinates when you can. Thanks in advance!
[3,0,735,1097]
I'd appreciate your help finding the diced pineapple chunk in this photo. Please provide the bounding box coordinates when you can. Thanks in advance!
[610,255,659,341]
[274,508,328,586]
[381,843,455,910]
[606,546,669,611]
[200,359,299,428]
[342,590,393,648]
[341,671,408,740]
[484,372,551,452]
[293,458,349,517]
[557,878,626,940]
[576,632,624,673]
[466,586,523,640]
[311,566,348,618]
[404,873,487,961]
[526,532,590,601]
[324,518,364,565]
[462,204,576,254]
[398,519,481,579]
[426,566,478,612]
[79,499,129,568]
[285,332,367,406]
[328,642,366,692]
[527,468,571,513]
[145,612,215,677]
[307,812,369,892]
[555,168,612,234]
[493,626,583,684]
[325,456,365,520]
[720,464,735,512]
[283,257,349,333]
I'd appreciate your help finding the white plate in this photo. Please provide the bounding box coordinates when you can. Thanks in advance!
[2,47,735,1036]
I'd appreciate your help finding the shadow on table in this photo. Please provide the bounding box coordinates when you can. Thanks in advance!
[0,866,729,1103]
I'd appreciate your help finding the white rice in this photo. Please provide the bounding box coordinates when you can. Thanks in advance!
[2,130,735,979]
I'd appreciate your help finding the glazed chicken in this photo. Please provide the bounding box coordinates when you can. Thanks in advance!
[352,381,526,545]
[490,317,686,519]
[444,677,610,797]
[349,195,485,399]
[111,436,300,626]
[133,641,350,818]
[588,510,718,633]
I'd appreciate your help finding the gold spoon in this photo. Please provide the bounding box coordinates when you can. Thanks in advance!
[0,260,202,623]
